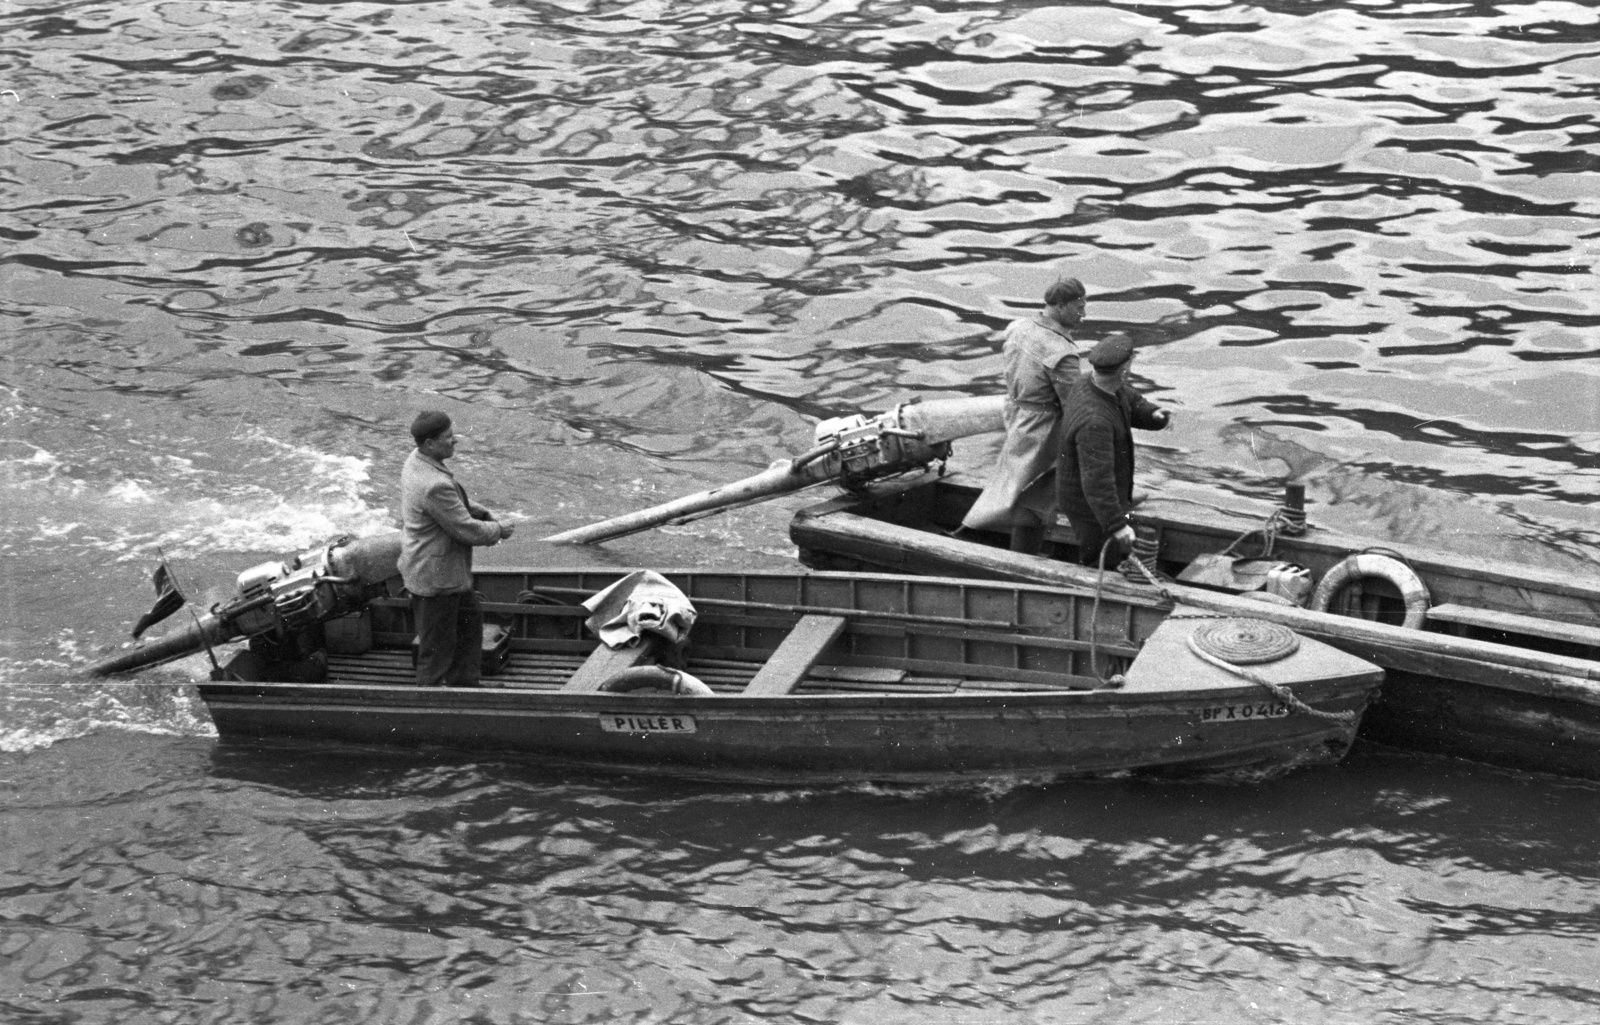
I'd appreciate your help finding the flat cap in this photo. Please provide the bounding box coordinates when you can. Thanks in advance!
[1086,333,1135,370]
[410,410,452,443]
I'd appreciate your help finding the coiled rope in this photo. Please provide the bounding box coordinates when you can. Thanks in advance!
[1090,537,1357,723]
[1184,625,1355,724]
[1190,618,1300,663]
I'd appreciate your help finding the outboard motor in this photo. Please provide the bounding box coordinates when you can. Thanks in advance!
[85,533,403,676]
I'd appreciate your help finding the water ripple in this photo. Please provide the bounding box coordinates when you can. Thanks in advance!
[2,6,1599,1016]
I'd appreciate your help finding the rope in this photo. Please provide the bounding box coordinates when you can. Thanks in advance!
[1219,505,1302,560]
[1190,618,1300,664]
[1088,540,1119,686]
[1184,633,1357,724]
[1088,538,1177,687]
[1091,536,1356,723]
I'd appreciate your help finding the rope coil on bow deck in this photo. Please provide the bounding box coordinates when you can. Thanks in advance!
[1184,620,1356,722]
[1189,618,1301,665]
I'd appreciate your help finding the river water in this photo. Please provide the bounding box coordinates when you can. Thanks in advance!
[2,1,1598,1022]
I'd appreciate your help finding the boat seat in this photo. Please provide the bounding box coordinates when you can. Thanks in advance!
[741,615,848,696]
[1426,603,1600,650]
[561,642,654,692]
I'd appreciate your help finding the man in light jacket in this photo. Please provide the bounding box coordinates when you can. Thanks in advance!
[960,275,1087,555]
[399,411,513,687]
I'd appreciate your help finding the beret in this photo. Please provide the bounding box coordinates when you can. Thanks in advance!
[1086,333,1135,370]
[410,410,452,443]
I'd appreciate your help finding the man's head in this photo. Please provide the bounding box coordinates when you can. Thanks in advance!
[1086,333,1135,384]
[1043,276,1087,330]
[411,410,457,460]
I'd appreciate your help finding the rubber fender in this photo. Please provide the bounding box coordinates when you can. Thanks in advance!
[1308,553,1430,630]
[597,665,714,696]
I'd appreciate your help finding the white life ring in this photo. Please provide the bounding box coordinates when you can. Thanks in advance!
[597,665,714,696]
[1308,553,1430,630]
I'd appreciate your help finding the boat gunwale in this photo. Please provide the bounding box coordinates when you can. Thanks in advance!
[465,561,1173,612]
[196,675,1377,711]
[833,472,1600,609]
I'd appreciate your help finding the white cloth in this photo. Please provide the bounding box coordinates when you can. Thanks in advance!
[582,570,698,649]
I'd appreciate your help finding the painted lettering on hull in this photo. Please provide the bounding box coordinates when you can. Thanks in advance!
[1197,702,1291,723]
[600,714,698,734]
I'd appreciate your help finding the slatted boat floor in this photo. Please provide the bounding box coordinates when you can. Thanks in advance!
[325,649,997,695]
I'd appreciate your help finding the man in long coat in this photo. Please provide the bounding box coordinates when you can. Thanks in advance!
[399,411,513,687]
[1056,334,1171,566]
[961,276,1088,554]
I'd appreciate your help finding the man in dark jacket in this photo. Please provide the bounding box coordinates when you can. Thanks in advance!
[1056,334,1170,566]
[399,411,514,687]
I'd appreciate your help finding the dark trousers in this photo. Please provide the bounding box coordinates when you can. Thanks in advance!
[1066,515,1124,568]
[412,590,482,688]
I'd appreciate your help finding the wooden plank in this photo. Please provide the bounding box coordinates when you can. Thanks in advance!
[1427,603,1600,649]
[956,677,1100,693]
[742,615,847,696]
[798,680,959,695]
[834,652,1106,690]
[809,664,908,684]
[369,596,584,615]
[696,610,1141,660]
[480,601,586,617]
[372,631,591,654]
[561,643,653,693]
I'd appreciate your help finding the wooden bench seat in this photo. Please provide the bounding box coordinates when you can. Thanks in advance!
[560,642,654,692]
[741,615,847,696]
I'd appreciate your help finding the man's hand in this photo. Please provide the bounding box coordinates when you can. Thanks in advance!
[1112,524,1136,550]
[1152,408,1172,428]
[498,521,516,540]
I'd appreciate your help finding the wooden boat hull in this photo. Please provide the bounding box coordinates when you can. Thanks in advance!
[198,683,1363,782]
[789,474,1600,779]
[197,567,1379,783]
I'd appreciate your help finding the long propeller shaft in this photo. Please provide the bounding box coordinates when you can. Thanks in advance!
[542,396,1004,546]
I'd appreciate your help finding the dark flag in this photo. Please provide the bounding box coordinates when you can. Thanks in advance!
[131,563,186,639]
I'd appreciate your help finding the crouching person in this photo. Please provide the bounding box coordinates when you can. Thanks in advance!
[399,411,514,687]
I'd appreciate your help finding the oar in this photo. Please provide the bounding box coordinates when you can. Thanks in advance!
[543,395,1005,546]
